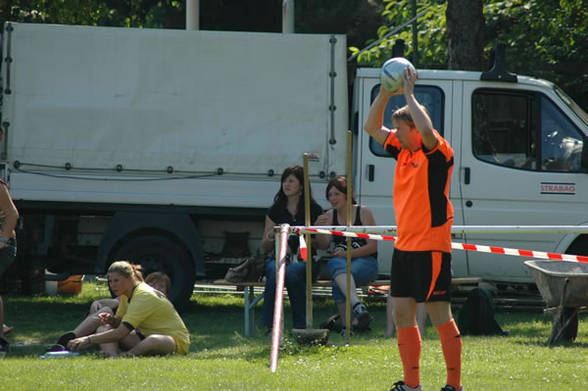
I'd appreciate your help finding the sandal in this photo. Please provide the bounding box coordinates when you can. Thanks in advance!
[56,331,76,349]
[320,314,343,332]
[352,302,374,331]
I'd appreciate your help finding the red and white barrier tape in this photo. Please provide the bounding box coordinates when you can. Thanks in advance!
[296,227,588,263]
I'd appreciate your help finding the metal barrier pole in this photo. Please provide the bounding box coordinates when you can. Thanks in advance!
[269,224,290,372]
[345,131,353,342]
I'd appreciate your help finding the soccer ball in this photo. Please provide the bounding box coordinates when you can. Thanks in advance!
[380,57,416,94]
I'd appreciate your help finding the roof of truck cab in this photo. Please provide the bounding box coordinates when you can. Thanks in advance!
[356,67,554,89]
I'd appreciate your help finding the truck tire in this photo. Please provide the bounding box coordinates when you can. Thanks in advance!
[110,235,195,309]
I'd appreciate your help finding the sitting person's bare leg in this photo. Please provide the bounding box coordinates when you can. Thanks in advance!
[95,324,120,356]
[121,334,176,356]
[73,307,114,338]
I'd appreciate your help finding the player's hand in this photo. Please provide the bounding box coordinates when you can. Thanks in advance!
[379,85,394,99]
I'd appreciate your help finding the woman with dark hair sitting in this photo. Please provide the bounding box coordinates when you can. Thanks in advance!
[261,165,323,332]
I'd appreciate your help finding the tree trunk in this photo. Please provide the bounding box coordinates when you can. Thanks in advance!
[446,0,485,70]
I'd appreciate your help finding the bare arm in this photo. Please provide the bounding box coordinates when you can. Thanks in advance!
[312,211,332,251]
[402,67,437,150]
[363,87,394,145]
[0,184,19,247]
[261,215,277,253]
[68,322,130,350]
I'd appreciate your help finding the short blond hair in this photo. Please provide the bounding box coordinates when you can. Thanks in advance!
[391,104,430,127]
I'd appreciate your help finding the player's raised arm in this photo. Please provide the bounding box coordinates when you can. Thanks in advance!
[364,87,394,145]
[402,67,437,150]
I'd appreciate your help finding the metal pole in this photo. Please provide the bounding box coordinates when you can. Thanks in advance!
[345,131,352,343]
[186,0,199,30]
[282,0,295,33]
[269,224,290,372]
[296,225,588,235]
[303,153,313,329]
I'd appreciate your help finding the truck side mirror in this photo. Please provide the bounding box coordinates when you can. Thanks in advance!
[582,136,588,171]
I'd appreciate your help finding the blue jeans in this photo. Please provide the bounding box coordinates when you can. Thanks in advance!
[261,258,307,329]
[328,256,378,303]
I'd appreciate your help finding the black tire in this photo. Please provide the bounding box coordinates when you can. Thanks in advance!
[110,235,195,309]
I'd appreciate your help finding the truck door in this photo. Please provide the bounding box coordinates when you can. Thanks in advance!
[458,83,588,282]
[356,78,467,275]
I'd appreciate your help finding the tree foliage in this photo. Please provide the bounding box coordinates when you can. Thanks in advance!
[350,0,587,109]
[1,0,586,108]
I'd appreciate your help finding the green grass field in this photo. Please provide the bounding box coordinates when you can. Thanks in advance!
[1,282,587,390]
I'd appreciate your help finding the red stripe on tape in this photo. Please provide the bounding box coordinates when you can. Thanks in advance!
[382,235,397,241]
[519,250,534,257]
[463,243,477,251]
[547,253,563,261]
[490,246,505,254]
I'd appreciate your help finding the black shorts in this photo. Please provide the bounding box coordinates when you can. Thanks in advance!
[389,248,452,302]
[0,238,17,280]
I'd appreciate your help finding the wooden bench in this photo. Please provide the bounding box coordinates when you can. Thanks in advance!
[213,277,481,336]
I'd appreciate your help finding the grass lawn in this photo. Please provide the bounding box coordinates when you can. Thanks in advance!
[1,281,587,390]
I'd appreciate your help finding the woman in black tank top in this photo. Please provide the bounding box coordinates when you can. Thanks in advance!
[260,166,323,332]
[315,176,378,333]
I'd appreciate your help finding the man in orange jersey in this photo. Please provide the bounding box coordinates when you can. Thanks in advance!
[364,66,462,391]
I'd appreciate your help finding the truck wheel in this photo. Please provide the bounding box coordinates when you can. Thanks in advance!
[110,235,195,309]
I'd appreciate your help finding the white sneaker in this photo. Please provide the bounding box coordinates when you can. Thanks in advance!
[390,380,422,391]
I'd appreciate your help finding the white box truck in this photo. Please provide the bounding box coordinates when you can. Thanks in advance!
[1,22,587,306]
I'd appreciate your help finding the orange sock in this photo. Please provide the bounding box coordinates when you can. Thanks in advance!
[436,319,462,389]
[397,326,421,388]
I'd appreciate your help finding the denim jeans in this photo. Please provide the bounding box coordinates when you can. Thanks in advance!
[327,256,378,303]
[261,258,307,329]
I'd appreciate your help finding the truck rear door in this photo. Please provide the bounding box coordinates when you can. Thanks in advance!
[456,81,588,282]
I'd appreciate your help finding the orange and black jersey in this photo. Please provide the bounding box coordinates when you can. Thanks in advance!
[383,129,454,253]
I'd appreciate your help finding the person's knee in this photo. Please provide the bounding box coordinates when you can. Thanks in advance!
[425,301,452,326]
[98,307,113,316]
[327,257,345,276]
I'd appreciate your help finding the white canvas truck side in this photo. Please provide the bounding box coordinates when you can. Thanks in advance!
[0,22,348,306]
[1,23,587,306]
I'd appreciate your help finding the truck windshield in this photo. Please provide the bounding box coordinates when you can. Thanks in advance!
[554,86,588,128]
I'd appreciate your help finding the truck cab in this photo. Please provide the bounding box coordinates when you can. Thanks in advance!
[353,64,588,283]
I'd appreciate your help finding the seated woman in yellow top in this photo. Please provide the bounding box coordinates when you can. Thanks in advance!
[68,261,190,356]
